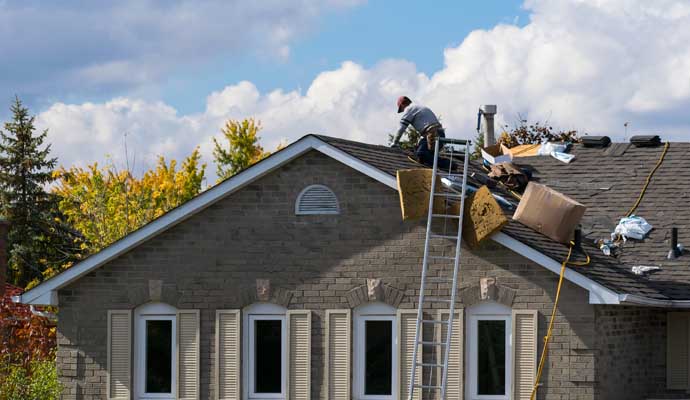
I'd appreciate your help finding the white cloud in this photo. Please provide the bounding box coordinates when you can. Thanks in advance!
[0,0,363,103]
[36,0,690,182]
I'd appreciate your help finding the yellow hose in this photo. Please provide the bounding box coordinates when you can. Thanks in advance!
[624,141,670,217]
[530,242,590,400]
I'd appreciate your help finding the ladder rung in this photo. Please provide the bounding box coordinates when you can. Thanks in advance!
[431,214,461,219]
[439,138,469,145]
[414,384,443,390]
[423,297,453,303]
[417,362,445,368]
[426,277,453,282]
[420,319,448,325]
[433,192,463,198]
[418,341,446,346]
[429,256,456,260]
[429,234,459,240]
[436,172,465,178]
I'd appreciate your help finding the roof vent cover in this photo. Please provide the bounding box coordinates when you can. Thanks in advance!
[295,184,340,215]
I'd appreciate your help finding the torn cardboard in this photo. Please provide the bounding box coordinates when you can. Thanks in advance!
[397,169,452,220]
[501,143,541,158]
[513,182,586,244]
[462,186,509,248]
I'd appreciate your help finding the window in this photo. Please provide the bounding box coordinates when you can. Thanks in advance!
[354,302,398,400]
[295,184,339,215]
[466,302,511,400]
[243,303,287,399]
[135,303,177,400]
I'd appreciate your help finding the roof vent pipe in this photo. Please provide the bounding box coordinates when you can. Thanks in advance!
[573,226,583,252]
[480,105,497,146]
[669,227,683,259]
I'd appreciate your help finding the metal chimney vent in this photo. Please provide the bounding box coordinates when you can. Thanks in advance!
[295,184,340,215]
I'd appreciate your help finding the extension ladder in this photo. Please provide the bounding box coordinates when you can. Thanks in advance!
[408,137,471,400]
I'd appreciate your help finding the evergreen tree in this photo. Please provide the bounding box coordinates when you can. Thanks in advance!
[0,97,82,286]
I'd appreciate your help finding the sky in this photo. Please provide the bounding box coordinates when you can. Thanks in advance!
[2,0,690,182]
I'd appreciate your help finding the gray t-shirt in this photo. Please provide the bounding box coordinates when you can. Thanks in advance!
[393,104,442,144]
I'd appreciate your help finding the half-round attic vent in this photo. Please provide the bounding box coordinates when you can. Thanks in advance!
[295,184,340,215]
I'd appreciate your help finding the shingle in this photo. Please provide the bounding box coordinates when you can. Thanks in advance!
[316,134,690,300]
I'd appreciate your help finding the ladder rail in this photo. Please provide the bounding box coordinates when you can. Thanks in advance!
[408,137,471,400]
[440,141,470,399]
[407,137,442,399]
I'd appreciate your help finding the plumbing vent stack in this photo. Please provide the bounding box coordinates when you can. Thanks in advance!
[480,104,497,146]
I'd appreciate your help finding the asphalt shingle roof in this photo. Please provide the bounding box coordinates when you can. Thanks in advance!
[315,134,690,300]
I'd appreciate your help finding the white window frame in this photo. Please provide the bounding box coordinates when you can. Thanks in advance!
[134,303,177,400]
[243,303,287,400]
[466,301,512,400]
[353,302,399,400]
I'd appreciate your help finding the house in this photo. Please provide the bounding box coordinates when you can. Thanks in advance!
[19,134,690,400]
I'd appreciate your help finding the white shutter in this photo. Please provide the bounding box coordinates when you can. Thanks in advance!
[512,310,538,400]
[398,310,421,400]
[439,309,463,400]
[107,310,132,400]
[325,310,351,400]
[287,310,312,400]
[177,310,200,400]
[667,312,690,390]
[215,310,241,400]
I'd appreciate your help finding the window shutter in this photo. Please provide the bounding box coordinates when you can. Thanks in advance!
[439,309,463,400]
[325,310,351,400]
[215,310,241,400]
[287,310,312,400]
[667,312,689,390]
[512,310,538,400]
[398,310,421,400]
[107,310,132,400]
[177,310,200,400]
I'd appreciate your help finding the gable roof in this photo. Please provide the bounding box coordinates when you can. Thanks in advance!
[20,134,686,307]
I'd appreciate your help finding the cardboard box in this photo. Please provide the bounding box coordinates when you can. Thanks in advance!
[462,186,509,248]
[481,143,513,164]
[512,182,586,244]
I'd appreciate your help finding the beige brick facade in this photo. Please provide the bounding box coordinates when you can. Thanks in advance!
[55,150,674,400]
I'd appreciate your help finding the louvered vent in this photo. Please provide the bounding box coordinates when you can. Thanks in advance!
[295,185,339,215]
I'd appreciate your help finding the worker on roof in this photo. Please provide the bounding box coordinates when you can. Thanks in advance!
[391,96,445,147]
[415,129,451,169]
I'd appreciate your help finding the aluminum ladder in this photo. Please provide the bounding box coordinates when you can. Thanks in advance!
[408,137,471,400]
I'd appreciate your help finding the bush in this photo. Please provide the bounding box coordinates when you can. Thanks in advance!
[0,357,62,400]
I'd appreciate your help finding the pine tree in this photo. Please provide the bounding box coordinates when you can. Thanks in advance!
[0,97,82,286]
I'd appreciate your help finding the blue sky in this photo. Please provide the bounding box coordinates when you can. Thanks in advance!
[2,0,690,181]
[160,0,528,114]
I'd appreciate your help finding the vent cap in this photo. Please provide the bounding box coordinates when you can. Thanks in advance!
[295,185,340,215]
[630,135,661,147]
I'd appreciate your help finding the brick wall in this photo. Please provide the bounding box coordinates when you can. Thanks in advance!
[594,306,687,400]
[56,150,599,399]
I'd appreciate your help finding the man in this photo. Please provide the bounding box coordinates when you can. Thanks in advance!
[391,96,445,147]
[415,129,450,169]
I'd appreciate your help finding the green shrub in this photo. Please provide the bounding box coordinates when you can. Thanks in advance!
[0,358,62,400]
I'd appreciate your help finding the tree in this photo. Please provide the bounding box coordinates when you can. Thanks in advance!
[53,148,206,253]
[387,125,421,152]
[498,119,581,147]
[0,98,83,286]
[212,118,270,181]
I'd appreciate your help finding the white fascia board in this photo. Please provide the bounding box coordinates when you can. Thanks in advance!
[618,294,690,308]
[21,137,320,305]
[491,232,621,305]
[311,140,398,190]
